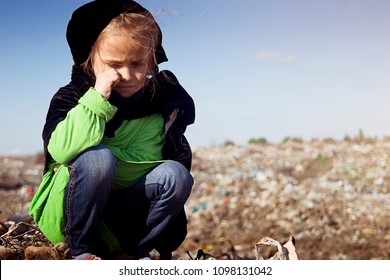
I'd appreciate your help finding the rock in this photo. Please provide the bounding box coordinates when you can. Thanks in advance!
[0,246,20,260]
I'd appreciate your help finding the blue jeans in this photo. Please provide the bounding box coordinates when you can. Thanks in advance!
[64,144,193,259]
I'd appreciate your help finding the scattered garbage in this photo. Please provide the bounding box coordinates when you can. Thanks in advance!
[174,140,390,260]
[1,140,390,259]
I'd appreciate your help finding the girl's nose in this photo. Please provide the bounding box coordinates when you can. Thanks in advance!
[118,67,132,81]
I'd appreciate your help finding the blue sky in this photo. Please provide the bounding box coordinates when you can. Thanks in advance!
[0,0,389,155]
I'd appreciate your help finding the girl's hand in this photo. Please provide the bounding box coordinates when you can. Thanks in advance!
[94,68,121,99]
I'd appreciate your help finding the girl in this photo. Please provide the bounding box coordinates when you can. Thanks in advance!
[29,0,195,260]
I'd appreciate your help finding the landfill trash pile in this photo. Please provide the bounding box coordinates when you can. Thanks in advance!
[174,139,390,260]
[1,140,390,259]
[0,155,42,222]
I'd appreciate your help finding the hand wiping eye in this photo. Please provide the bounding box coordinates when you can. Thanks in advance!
[94,68,122,99]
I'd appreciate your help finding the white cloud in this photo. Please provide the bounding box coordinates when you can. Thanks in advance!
[255,50,297,63]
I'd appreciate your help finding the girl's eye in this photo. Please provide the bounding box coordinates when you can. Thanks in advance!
[109,63,122,68]
[131,61,144,67]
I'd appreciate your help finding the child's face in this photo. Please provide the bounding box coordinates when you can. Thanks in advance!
[92,34,149,98]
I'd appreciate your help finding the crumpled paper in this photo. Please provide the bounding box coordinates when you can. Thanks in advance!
[255,236,299,260]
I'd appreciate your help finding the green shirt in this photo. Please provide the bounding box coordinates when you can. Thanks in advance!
[102,114,165,190]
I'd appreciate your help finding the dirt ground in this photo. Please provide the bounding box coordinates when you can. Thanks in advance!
[1,139,390,260]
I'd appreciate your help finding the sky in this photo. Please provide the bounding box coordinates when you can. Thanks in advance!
[0,0,389,155]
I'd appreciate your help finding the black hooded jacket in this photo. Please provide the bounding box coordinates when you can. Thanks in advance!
[42,65,195,172]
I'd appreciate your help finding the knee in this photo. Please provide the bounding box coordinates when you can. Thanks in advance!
[163,161,193,200]
[70,145,116,183]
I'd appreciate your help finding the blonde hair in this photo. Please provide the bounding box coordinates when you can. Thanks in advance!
[82,13,160,77]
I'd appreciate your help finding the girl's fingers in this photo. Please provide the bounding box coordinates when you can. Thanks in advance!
[94,69,121,99]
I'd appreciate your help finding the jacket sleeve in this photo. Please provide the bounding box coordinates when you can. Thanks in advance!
[47,88,117,165]
[163,124,193,171]
[157,71,195,172]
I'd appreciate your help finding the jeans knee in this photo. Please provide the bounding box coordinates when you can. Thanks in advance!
[163,161,193,200]
[70,145,116,184]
